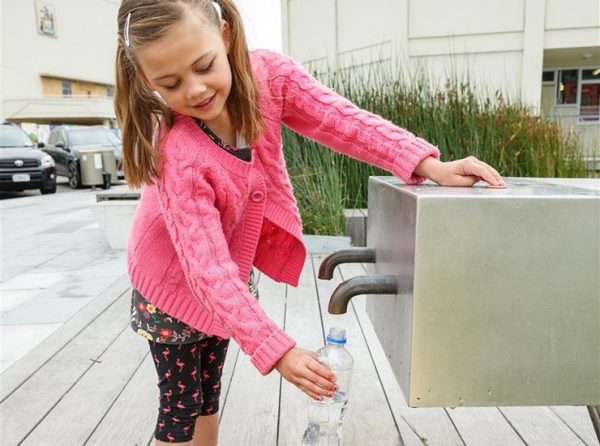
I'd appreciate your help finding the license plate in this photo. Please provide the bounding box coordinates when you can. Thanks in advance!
[12,173,30,182]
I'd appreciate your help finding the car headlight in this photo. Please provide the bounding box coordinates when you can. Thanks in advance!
[41,155,55,168]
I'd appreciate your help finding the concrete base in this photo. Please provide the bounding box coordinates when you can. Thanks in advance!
[91,200,138,250]
[303,234,351,253]
[344,208,368,246]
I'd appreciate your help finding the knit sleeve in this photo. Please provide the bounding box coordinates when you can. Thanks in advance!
[156,146,295,375]
[263,50,441,184]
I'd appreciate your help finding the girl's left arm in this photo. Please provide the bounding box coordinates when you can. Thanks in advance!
[265,51,504,187]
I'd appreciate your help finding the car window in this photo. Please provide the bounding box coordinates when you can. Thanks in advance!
[67,127,120,146]
[0,126,34,148]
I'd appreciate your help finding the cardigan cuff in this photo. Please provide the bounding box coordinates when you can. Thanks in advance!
[251,328,297,375]
[394,137,441,185]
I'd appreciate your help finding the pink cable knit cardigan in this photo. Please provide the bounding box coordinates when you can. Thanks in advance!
[127,49,440,375]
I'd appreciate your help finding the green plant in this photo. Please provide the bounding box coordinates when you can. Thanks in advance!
[283,63,591,235]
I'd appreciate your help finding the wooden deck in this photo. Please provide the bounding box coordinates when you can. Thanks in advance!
[1,254,597,446]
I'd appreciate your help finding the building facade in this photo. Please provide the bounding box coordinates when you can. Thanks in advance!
[1,0,119,131]
[281,0,600,159]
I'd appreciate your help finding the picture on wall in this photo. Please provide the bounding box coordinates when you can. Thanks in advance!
[35,0,57,37]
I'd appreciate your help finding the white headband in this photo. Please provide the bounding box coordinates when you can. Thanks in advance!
[124,12,132,47]
[212,1,222,20]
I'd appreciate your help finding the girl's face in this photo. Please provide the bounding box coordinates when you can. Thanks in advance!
[136,10,232,128]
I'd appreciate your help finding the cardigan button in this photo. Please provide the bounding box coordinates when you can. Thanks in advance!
[250,190,265,202]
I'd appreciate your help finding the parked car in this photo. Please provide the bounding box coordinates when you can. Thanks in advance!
[43,125,124,189]
[0,123,57,194]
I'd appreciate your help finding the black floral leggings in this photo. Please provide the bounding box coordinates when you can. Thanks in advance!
[149,336,230,443]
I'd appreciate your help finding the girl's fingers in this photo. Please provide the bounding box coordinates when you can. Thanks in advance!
[302,365,337,391]
[299,385,323,401]
[306,357,336,383]
[469,157,505,185]
[297,377,334,398]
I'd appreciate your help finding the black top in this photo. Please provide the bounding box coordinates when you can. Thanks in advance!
[195,118,252,161]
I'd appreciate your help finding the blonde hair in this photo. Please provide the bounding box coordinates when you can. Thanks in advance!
[115,0,265,188]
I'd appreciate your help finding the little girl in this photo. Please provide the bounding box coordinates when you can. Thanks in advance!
[115,1,505,444]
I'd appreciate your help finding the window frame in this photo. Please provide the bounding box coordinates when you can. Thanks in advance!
[61,80,72,97]
[544,66,600,126]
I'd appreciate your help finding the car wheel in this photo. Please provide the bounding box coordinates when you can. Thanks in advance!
[68,162,82,189]
[40,183,57,195]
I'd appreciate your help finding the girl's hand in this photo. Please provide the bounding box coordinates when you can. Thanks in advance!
[274,347,337,400]
[415,156,506,187]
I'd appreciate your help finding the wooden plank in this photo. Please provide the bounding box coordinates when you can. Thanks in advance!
[337,261,463,446]
[445,408,526,446]
[219,268,257,423]
[21,326,149,445]
[499,407,586,445]
[0,273,132,401]
[219,340,241,422]
[550,407,600,446]
[85,353,156,445]
[312,255,403,445]
[217,273,286,446]
[278,255,329,445]
[0,289,132,445]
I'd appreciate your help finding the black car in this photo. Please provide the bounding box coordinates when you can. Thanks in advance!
[0,123,57,194]
[43,125,124,189]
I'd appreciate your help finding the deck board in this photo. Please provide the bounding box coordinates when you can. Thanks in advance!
[549,406,600,446]
[217,274,286,446]
[0,273,131,402]
[278,256,330,445]
[1,287,132,445]
[498,407,587,446]
[85,353,156,446]
[22,328,148,445]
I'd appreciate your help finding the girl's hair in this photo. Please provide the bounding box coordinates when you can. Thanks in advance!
[115,0,265,188]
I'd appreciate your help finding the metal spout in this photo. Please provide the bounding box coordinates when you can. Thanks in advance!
[318,248,376,280]
[328,275,398,314]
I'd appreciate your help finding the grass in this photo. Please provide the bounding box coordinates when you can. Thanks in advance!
[282,63,592,235]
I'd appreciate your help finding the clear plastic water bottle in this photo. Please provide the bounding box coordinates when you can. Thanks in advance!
[301,327,354,446]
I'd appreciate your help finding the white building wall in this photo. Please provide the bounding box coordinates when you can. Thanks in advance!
[1,0,118,124]
[2,0,118,98]
[282,0,600,157]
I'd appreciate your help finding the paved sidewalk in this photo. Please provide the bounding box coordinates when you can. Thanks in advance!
[0,183,131,373]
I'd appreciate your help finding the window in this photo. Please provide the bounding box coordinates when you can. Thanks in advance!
[556,70,577,105]
[582,68,600,81]
[580,68,600,123]
[542,71,555,83]
[62,80,72,96]
[107,85,114,97]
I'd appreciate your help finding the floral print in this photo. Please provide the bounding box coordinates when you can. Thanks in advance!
[130,271,259,344]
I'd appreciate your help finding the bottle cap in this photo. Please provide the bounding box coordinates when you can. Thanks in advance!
[326,327,347,344]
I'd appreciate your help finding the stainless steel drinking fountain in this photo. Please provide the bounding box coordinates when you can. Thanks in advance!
[319,177,600,440]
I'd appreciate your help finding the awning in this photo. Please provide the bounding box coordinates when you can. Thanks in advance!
[2,96,115,125]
